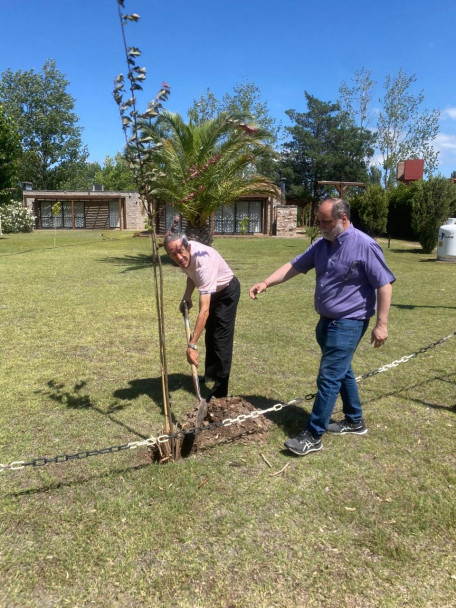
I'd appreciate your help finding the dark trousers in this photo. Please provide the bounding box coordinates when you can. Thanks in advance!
[205,276,240,401]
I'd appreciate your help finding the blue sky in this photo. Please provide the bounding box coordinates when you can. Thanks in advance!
[2,0,456,177]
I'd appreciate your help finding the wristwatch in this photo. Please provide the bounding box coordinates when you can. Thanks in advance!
[187,343,198,350]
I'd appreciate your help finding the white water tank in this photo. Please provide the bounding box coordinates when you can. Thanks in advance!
[437,218,456,263]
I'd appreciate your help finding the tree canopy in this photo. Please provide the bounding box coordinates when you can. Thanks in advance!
[377,69,439,189]
[281,92,375,213]
[0,104,22,195]
[138,110,280,244]
[93,153,136,191]
[339,67,440,189]
[188,82,281,144]
[0,59,88,190]
[188,82,281,182]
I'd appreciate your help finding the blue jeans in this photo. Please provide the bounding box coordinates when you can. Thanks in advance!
[307,317,369,437]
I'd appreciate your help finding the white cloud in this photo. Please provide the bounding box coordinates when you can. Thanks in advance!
[434,133,456,172]
[370,153,384,168]
[442,107,456,120]
[435,133,456,151]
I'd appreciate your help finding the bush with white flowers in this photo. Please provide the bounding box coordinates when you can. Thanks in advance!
[0,200,35,233]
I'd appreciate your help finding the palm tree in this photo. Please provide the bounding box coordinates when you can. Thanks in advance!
[138,110,280,244]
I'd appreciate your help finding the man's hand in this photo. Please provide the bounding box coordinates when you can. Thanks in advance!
[179,298,193,315]
[187,347,199,366]
[371,324,388,348]
[249,281,268,300]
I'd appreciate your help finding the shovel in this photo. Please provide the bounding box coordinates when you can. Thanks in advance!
[183,301,207,429]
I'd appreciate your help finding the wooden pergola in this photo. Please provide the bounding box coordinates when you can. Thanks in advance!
[318,181,365,197]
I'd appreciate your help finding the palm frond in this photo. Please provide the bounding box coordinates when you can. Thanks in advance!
[136,110,278,225]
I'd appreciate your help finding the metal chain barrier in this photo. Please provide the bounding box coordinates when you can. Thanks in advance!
[1,331,454,473]
[354,331,455,381]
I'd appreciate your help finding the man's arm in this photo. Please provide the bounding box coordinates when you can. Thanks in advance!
[371,283,392,348]
[249,262,300,299]
[186,292,211,366]
[179,278,196,314]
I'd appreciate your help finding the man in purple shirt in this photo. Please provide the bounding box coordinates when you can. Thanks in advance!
[249,198,395,456]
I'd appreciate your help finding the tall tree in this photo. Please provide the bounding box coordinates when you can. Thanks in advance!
[0,59,88,190]
[339,67,376,130]
[0,104,22,198]
[138,110,279,245]
[282,92,375,215]
[93,153,136,191]
[188,82,281,144]
[58,160,102,191]
[377,68,439,189]
[187,82,281,181]
[187,88,219,125]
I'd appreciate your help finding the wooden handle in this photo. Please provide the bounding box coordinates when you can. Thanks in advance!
[183,302,203,403]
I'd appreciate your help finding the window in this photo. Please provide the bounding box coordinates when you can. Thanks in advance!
[109,201,120,228]
[162,200,263,234]
[39,201,85,228]
[214,201,263,234]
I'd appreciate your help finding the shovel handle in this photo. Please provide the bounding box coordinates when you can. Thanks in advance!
[182,301,203,403]
[183,300,193,344]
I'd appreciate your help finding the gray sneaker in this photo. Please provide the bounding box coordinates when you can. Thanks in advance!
[327,418,367,435]
[284,430,322,456]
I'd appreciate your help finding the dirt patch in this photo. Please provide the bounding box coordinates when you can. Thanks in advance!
[147,397,274,462]
[181,396,273,452]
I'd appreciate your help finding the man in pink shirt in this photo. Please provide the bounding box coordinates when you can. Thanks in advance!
[164,232,240,402]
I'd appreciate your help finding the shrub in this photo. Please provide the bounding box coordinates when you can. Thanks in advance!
[0,200,35,233]
[411,177,456,253]
[349,185,388,236]
[386,182,417,239]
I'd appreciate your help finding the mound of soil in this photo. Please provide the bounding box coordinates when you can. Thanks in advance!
[181,396,273,452]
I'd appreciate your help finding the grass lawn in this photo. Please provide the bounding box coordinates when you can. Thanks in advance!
[1,229,455,608]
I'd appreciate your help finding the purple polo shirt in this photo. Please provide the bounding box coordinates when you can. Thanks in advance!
[291,225,396,320]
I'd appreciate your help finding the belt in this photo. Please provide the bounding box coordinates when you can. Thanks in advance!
[219,277,235,292]
[320,315,366,322]
[214,276,236,294]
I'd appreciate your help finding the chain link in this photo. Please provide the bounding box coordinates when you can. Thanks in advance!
[355,332,455,382]
[1,332,454,473]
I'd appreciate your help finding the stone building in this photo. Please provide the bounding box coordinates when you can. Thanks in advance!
[23,187,297,236]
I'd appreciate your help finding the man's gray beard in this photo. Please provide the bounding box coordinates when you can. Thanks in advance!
[323,220,344,241]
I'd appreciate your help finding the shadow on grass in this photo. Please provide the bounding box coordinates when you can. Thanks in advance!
[36,379,150,439]
[113,373,208,416]
[5,462,151,499]
[363,373,456,413]
[392,303,456,310]
[389,248,425,254]
[410,374,456,412]
[240,394,311,437]
[98,252,175,272]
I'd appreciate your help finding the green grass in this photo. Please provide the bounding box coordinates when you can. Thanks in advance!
[1,230,455,608]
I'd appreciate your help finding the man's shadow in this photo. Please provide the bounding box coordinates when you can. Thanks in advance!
[113,373,208,420]
[239,394,311,438]
[113,381,312,438]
